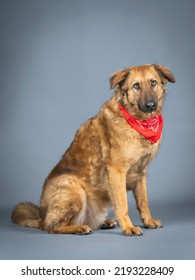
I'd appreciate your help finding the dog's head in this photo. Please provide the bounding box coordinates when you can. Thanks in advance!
[110,64,176,119]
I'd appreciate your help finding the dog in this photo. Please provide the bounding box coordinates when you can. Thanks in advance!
[12,64,175,236]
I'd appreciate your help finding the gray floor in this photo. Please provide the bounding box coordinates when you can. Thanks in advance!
[1,202,195,260]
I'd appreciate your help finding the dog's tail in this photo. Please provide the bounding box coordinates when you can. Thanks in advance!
[11,202,41,229]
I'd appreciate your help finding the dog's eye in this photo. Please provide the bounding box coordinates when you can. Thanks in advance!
[133,83,141,90]
[151,80,157,87]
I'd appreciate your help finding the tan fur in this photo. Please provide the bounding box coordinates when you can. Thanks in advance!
[12,64,175,235]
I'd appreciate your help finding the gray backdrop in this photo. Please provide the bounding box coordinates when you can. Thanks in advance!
[0,0,195,260]
[1,0,194,208]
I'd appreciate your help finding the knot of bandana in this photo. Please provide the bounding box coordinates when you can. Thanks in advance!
[118,104,163,144]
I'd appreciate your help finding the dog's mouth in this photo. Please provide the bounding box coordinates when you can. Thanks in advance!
[120,93,162,120]
[128,101,160,120]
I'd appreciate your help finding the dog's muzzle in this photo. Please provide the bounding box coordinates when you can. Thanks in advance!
[138,95,157,113]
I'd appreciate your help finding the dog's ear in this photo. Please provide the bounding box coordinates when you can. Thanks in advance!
[153,64,176,83]
[109,68,130,89]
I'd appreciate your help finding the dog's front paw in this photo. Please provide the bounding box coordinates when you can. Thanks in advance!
[123,226,142,236]
[144,219,162,229]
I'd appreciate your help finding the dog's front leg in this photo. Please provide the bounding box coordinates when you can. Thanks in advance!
[133,173,162,229]
[107,165,142,236]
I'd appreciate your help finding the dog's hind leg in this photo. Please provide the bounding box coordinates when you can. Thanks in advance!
[42,183,92,235]
[51,223,92,235]
[100,219,117,230]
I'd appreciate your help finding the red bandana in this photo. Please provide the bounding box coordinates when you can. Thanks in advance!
[118,104,163,144]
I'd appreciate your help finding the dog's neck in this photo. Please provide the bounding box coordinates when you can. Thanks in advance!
[117,102,163,144]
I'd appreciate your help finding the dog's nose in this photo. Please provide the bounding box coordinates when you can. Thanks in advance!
[145,101,156,112]
[138,95,157,113]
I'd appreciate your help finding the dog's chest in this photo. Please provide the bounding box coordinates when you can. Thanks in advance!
[124,139,160,189]
[122,135,161,167]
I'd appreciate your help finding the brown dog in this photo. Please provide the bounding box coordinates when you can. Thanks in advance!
[12,64,175,236]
